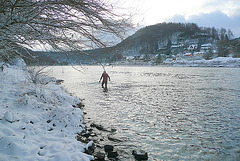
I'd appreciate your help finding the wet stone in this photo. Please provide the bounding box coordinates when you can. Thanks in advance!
[90,123,104,131]
[90,123,110,132]
[104,145,114,152]
[107,136,123,142]
[81,131,91,138]
[94,152,105,161]
[132,150,148,160]
[107,151,118,158]
[84,145,95,155]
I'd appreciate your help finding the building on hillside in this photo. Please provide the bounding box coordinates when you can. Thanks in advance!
[201,43,212,51]
[126,56,135,61]
[184,53,193,56]
[195,52,205,56]
[188,45,197,51]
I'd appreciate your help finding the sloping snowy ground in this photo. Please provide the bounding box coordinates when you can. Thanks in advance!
[0,58,93,161]
[163,57,240,67]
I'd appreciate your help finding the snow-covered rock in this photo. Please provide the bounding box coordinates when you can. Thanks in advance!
[4,111,16,123]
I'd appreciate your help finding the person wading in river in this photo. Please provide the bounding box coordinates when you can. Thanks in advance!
[99,71,110,89]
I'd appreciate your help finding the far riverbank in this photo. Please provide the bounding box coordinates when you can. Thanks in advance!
[109,57,240,68]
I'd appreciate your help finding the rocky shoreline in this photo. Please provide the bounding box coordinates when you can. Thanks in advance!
[76,103,148,160]
[0,58,148,161]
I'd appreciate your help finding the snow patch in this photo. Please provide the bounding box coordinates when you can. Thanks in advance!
[0,58,93,161]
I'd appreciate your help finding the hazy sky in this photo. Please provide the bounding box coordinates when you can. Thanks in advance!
[120,0,240,37]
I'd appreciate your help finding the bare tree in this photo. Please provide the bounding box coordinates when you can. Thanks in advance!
[0,0,132,61]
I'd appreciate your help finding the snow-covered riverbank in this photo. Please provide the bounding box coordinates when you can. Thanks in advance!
[0,58,93,161]
[162,57,240,67]
[111,57,240,67]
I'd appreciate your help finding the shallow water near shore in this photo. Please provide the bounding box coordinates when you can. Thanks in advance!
[48,66,240,160]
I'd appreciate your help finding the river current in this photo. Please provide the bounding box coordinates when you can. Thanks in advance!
[49,66,240,160]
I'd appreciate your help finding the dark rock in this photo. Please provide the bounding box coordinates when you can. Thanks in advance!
[92,139,99,143]
[90,123,104,131]
[107,151,118,158]
[76,102,85,109]
[132,150,148,160]
[88,128,93,132]
[56,79,64,84]
[76,132,92,143]
[80,129,97,139]
[76,136,90,144]
[104,145,114,152]
[84,142,95,155]
[107,136,123,142]
[85,147,94,155]
[94,152,105,161]
[111,128,117,133]
[90,123,111,132]
[90,123,97,128]
[81,131,91,138]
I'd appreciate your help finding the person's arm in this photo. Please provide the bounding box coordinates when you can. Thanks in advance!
[108,75,110,81]
[99,75,103,82]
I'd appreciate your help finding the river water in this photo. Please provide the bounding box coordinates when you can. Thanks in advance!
[49,66,240,160]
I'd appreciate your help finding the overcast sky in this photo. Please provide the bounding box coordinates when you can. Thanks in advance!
[120,0,240,38]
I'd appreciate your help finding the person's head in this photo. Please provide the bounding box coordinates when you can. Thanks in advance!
[103,70,106,73]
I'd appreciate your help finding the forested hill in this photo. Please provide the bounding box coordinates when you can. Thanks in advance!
[113,22,234,57]
[25,22,239,65]
[118,22,199,47]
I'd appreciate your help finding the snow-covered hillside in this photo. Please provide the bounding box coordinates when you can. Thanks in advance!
[0,58,93,161]
[163,57,240,67]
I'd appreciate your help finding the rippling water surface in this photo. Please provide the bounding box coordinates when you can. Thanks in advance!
[49,66,240,160]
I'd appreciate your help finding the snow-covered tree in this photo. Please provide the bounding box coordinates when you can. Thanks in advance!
[0,0,132,61]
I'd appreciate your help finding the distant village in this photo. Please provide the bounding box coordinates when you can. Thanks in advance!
[124,42,216,62]
[105,23,240,66]
[120,35,239,65]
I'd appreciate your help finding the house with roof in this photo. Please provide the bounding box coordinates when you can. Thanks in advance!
[188,44,197,51]
[184,52,193,56]
[195,52,205,56]
[201,43,212,51]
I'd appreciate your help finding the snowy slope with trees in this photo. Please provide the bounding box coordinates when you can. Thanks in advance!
[0,58,93,161]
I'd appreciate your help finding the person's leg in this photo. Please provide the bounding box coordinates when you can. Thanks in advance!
[101,81,104,88]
